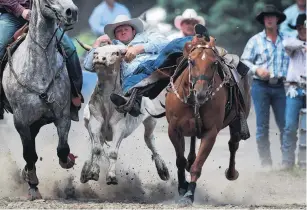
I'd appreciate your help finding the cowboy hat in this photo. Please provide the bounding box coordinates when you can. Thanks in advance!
[104,15,144,40]
[256,4,286,25]
[174,9,205,30]
[288,14,306,29]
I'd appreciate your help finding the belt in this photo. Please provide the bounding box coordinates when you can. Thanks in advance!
[253,78,284,87]
[0,8,7,14]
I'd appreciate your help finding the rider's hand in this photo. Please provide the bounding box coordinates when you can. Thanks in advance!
[93,35,111,47]
[124,45,144,63]
[256,67,270,79]
[21,9,31,21]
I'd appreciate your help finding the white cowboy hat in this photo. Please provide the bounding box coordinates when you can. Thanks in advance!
[104,15,144,40]
[174,9,205,30]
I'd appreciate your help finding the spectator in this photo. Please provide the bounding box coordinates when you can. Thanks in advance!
[167,9,205,40]
[281,14,306,170]
[89,0,131,37]
[241,5,289,167]
[280,0,306,37]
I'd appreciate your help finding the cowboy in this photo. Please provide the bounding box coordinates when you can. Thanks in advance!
[241,5,290,167]
[84,15,169,117]
[167,9,205,40]
[89,0,131,36]
[281,14,306,170]
[280,0,306,37]
[0,0,83,121]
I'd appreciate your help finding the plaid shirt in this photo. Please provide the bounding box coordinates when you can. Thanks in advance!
[241,30,289,79]
[0,0,30,17]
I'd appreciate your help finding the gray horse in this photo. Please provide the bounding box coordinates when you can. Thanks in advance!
[2,0,78,200]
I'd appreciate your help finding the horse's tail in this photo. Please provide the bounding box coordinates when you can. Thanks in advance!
[145,100,166,118]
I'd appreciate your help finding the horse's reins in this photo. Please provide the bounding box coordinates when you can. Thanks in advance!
[7,2,73,107]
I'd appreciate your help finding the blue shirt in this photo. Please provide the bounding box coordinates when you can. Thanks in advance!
[88,1,131,36]
[241,30,289,80]
[84,29,170,80]
[279,4,306,37]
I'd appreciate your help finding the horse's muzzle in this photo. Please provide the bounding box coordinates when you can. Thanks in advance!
[61,5,78,25]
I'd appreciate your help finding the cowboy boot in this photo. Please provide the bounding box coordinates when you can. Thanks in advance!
[110,93,142,117]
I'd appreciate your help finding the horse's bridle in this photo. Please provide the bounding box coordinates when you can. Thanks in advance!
[170,44,222,105]
[169,43,231,138]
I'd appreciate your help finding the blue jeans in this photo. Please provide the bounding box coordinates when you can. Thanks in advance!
[282,87,306,165]
[0,13,82,93]
[0,13,26,58]
[251,79,286,165]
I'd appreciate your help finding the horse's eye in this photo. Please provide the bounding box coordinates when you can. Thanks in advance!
[116,52,119,56]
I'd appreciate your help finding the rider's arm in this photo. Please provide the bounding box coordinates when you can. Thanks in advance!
[0,0,25,17]
[140,30,169,54]
[240,36,259,75]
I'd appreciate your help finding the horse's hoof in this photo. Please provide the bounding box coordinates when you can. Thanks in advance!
[225,168,239,181]
[106,175,118,185]
[177,196,193,207]
[153,155,170,181]
[28,187,42,201]
[80,161,100,183]
[59,153,77,169]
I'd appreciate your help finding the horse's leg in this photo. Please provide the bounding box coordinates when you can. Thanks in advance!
[186,136,196,172]
[179,128,218,207]
[14,117,41,200]
[80,105,104,183]
[54,117,75,169]
[225,120,241,180]
[106,121,125,185]
[168,125,189,196]
[143,116,169,181]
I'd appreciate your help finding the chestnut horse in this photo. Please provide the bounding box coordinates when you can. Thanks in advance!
[164,35,251,206]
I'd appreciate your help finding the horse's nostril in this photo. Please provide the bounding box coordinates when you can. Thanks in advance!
[66,8,72,17]
[102,57,106,61]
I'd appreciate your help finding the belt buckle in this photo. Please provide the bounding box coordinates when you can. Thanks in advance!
[269,77,278,85]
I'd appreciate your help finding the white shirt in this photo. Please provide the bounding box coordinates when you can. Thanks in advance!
[282,37,306,83]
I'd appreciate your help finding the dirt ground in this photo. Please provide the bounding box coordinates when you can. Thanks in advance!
[0,99,306,209]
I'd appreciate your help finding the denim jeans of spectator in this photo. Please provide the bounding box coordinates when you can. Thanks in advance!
[251,79,286,166]
[282,87,306,166]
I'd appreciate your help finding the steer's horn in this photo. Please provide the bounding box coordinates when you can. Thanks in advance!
[75,38,92,51]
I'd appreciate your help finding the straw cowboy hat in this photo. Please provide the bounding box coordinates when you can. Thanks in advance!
[288,14,306,29]
[104,15,144,40]
[256,4,286,25]
[174,9,205,30]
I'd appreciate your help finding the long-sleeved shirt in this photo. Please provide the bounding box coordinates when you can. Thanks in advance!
[88,1,131,36]
[279,4,306,37]
[241,30,289,80]
[0,0,30,17]
[282,37,306,83]
[84,29,169,80]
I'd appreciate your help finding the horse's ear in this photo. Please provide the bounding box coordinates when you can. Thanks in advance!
[183,41,193,57]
